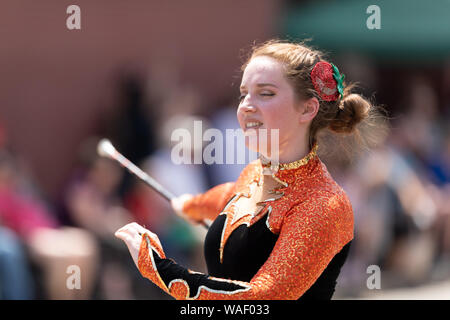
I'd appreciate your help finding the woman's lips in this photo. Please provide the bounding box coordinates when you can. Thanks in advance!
[244,121,263,130]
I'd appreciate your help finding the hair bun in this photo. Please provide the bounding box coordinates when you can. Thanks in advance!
[328,93,371,134]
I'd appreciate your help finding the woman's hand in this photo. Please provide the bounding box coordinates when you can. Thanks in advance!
[114,222,162,268]
[171,193,198,223]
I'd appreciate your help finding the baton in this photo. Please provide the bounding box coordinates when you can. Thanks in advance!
[97,139,210,229]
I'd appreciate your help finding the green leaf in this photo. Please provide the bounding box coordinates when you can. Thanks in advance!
[332,64,345,99]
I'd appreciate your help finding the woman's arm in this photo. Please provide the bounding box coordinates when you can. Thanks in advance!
[177,182,236,223]
[117,196,353,300]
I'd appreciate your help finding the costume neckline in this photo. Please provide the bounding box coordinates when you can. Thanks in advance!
[260,143,318,172]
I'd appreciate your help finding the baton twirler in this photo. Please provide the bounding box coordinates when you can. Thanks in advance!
[97,139,209,229]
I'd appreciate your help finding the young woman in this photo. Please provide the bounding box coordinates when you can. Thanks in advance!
[115,40,380,300]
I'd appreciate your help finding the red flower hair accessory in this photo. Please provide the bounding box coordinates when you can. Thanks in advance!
[310,61,345,102]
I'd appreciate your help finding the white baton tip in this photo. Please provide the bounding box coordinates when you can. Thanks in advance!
[97,139,116,158]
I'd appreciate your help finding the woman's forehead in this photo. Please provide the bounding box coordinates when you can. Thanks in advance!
[241,56,285,87]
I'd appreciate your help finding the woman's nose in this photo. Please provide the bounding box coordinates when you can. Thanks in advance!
[239,104,257,113]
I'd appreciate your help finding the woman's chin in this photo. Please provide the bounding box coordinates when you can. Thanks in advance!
[244,142,259,155]
[244,140,273,159]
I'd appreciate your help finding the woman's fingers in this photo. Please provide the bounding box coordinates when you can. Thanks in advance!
[114,222,165,268]
[115,222,145,237]
[133,223,151,235]
[172,194,203,225]
[116,221,162,243]
[171,194,194,217]
[114,229,134,242]
[115,222,161,248]
[115,222,148,268]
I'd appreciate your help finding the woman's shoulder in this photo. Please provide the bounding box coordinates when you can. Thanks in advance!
[311,158,350,196]
[288,160,353,221]
[277,186,354,246]
[310,171,354,221]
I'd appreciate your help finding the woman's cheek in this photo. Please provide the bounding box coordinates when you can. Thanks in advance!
[236,113,244,130]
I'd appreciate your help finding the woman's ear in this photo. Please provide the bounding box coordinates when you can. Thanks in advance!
[298,97,319,124]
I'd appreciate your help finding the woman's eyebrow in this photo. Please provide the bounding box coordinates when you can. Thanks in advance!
[240,83,278,90]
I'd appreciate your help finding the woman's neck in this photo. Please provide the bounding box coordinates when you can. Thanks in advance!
[276,132,310,165]
[278,144,310,164]
[258,129,311,165]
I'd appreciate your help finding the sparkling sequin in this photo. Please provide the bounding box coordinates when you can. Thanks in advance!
[311,61,340,102]
[138,145,354,299]
[138,233,169,293]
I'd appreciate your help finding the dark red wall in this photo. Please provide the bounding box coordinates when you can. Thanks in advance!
[0,0,281,198]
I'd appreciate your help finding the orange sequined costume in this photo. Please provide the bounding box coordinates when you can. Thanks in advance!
[137,145,354,300]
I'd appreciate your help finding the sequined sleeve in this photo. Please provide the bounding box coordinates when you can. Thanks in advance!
[182,182,236,222]
[137,195,354,300]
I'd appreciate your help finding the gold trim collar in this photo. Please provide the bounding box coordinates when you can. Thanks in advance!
[261,143,318,172]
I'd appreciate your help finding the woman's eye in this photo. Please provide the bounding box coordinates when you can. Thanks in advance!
[239,92,273,102]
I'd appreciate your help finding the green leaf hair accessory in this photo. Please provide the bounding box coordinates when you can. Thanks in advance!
[331,63,345,100]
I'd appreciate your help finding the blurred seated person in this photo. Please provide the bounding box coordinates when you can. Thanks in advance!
[0,225,34,299]
[61,137,164,299]
[0,149,98,299]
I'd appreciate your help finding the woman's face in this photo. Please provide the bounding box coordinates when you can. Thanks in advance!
[237,56,304,158]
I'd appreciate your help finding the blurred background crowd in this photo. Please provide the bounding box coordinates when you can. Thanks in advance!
[1,0,449,299]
